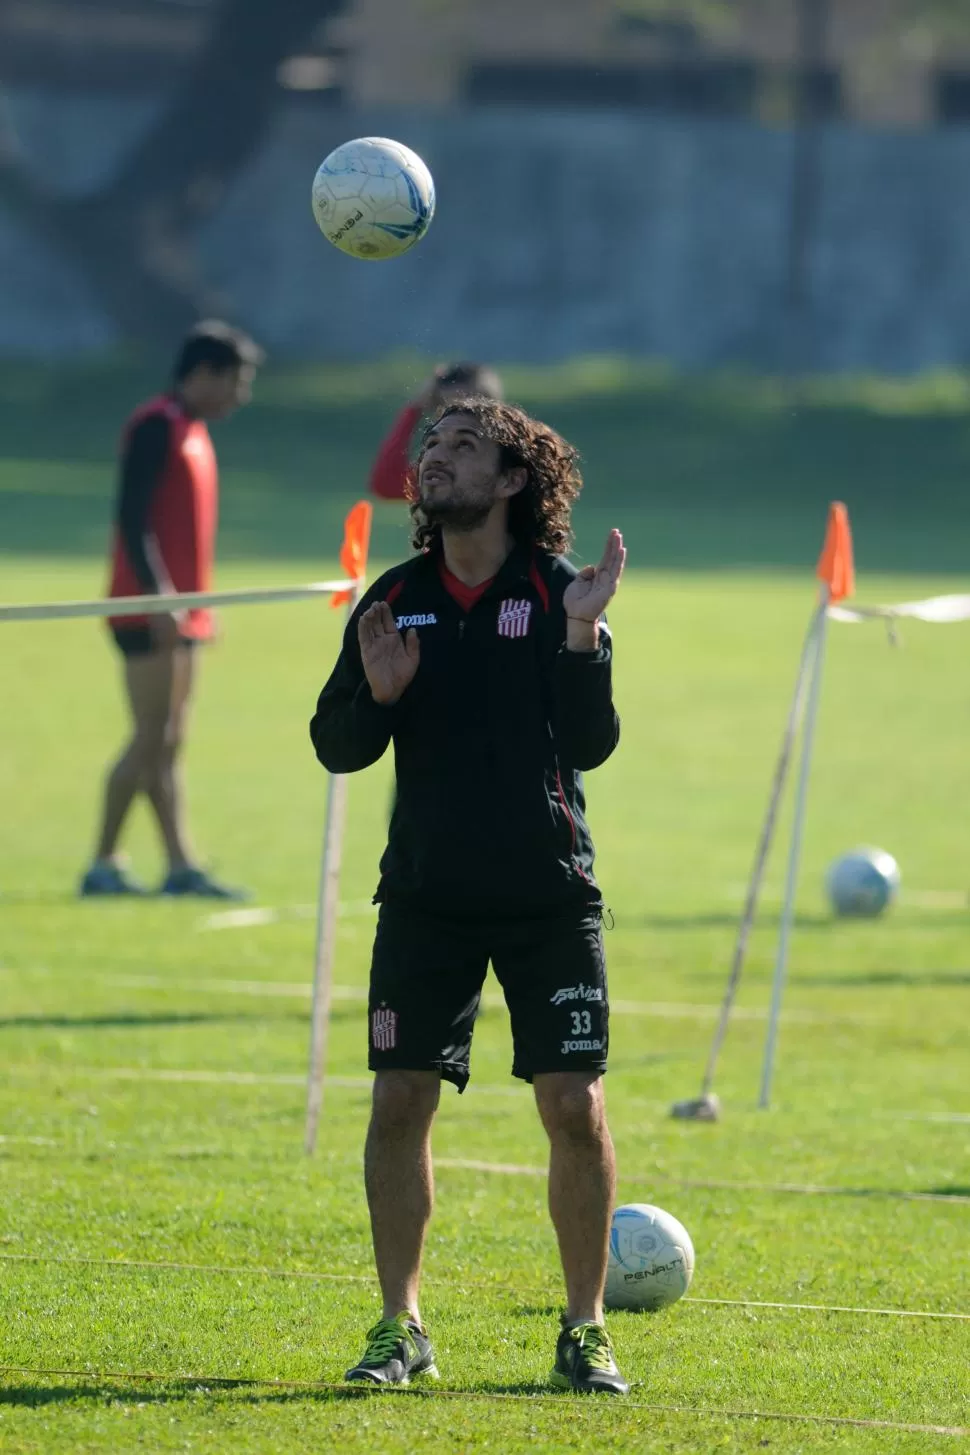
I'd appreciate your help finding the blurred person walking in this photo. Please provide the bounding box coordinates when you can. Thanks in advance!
[80,321,263,899]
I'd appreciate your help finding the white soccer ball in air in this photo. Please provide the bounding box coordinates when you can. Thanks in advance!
[311,136,435,260]
[605,1203,695,1312]
[826,846,900,918]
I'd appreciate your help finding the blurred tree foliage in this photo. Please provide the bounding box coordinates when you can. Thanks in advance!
[0,0,345,342]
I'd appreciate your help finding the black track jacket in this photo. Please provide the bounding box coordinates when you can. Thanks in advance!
[310,541,619,918]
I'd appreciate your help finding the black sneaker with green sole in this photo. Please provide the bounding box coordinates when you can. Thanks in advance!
[550,1318,629,1395]
[344,1313,439,1386]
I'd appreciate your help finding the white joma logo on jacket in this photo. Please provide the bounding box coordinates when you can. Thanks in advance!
[396,613,437,628]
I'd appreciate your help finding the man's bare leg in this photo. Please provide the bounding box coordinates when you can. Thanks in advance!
[534,1071,615,1323]
[94,649,174,863]
[365,1070,440,1323]
[143,644,196,873]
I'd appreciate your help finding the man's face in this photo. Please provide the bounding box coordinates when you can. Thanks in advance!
[194,363,256,421]
[417,413,511,531]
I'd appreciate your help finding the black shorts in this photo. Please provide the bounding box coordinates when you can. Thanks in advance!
[367,902,609,1091]
[110,626,199,657]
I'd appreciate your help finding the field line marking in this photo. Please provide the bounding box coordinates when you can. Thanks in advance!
[901,890,970,909]
[3,1065,965,1129]
[198,901,377,931]
[3,1252,967,1322]
[673,1178,970,1205]
[687,1296,970,1320]
[895,1111,970,1125]
[0,1366,964,1435]
[198,909,281,930]
[3,1067,357,1088]
[0,1253,375,1283]
[4,1060,966,1122]
[50,1068,322,1087]
[435,1157,970,1203]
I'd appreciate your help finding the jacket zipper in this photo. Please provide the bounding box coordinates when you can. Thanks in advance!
[555,766,593,885]
[555,769,577,856]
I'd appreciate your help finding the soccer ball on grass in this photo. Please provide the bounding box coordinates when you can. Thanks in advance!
[605,1203,695,1311]
[825,847,900,918]
[311,136,435,260]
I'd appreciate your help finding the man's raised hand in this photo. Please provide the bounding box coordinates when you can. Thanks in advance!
[358,601,420,706]
[563,529,626,625]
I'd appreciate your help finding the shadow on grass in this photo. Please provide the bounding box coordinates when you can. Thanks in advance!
[629,911,969,937]
[0,1380,372,1407]
[513,1304,666,1321]
[794,968,970,987]
[0,894,290,911]
[0,1383,165,1408]
[607,1053,690,1072]
[0,1377,556,1407]
[0,1013,243,1031]
[509,1305,566,1319]
[0,1008,359,1030]
[625,912,833,932]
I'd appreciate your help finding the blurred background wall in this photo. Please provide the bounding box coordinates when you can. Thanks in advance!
[2,0,970,370]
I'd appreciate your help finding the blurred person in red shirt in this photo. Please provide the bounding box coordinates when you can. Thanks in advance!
[369,362,504,503]
[80,321,263,900]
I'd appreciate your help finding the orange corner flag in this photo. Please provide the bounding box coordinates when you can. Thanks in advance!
[331,500,373,608]
[816,501,855,603]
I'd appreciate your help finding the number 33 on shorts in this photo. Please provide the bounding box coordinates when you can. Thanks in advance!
[569,1010,592,1035]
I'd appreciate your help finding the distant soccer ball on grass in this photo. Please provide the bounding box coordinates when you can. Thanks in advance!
[311,137,435,260]
[605,1203,695,1312]
[825,847,901,918]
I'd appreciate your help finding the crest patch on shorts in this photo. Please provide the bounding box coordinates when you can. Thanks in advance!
[371,1005,398,1050]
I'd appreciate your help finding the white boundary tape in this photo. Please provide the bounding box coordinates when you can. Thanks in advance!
[829,593,970,625]
[1,1251,967,1325]
[0,581,353,624]
[1,1251,970,1338]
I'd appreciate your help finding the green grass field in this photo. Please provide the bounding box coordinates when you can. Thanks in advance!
[1,362,968,1452]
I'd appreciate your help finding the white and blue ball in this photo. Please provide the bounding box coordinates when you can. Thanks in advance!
[825,847,900,918]
[605,1203,695,1312]
[311,136,435,260]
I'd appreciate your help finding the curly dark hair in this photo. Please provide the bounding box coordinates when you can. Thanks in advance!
[407,398,582,555]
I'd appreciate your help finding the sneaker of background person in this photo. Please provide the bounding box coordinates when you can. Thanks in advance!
[79,860,147,897]
[159,867,249,900]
